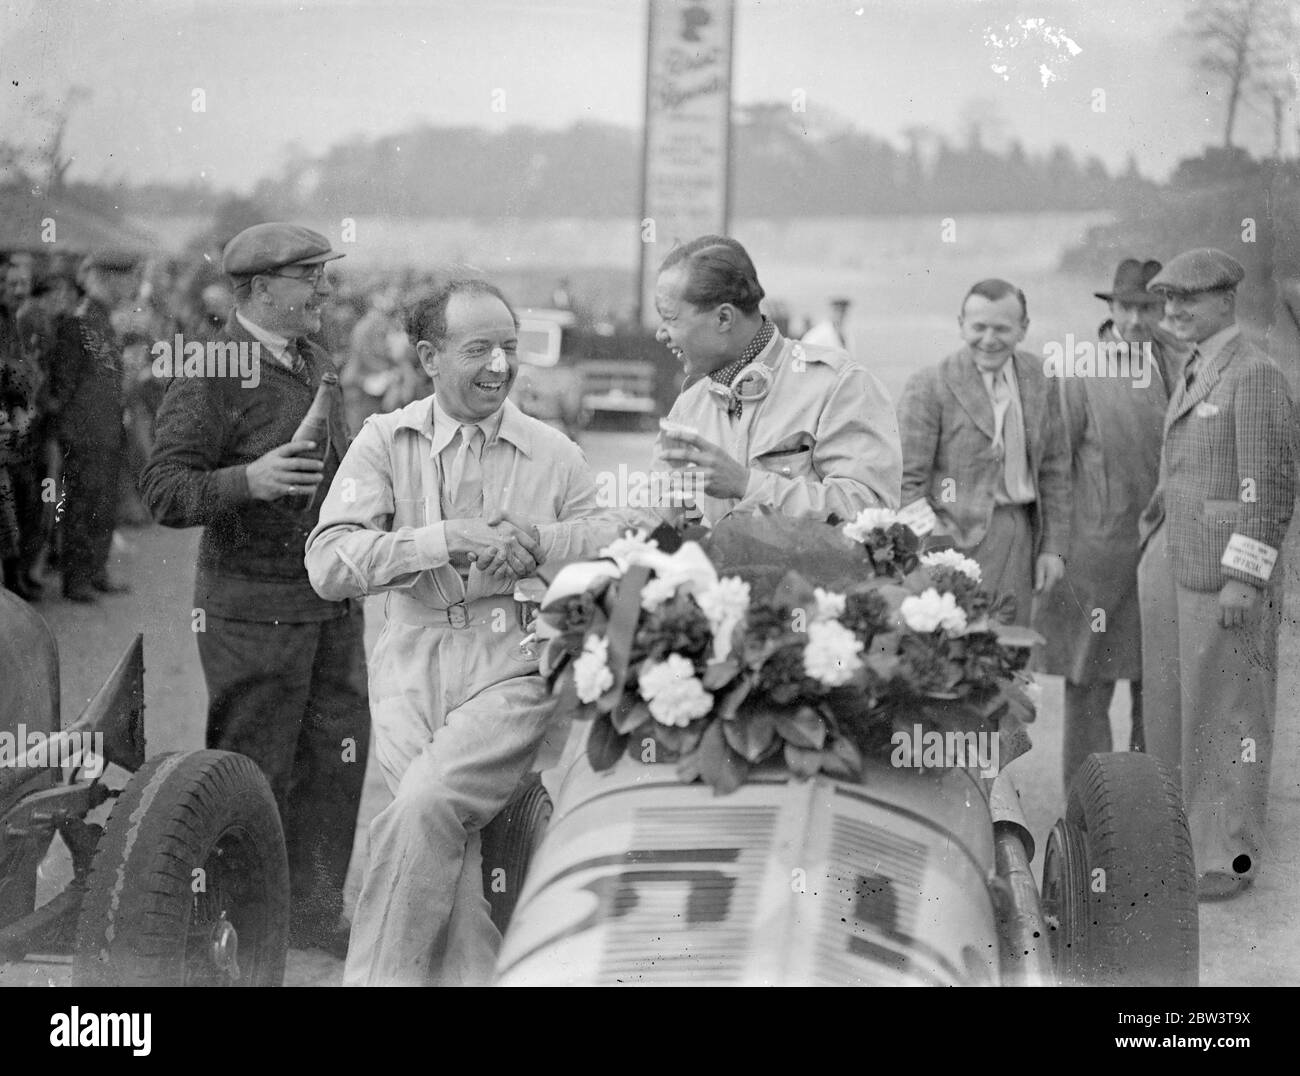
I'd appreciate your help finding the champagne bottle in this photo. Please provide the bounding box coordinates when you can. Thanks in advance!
[284,371,338,512]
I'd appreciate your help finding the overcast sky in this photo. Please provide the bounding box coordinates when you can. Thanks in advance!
[1,0,1293,192]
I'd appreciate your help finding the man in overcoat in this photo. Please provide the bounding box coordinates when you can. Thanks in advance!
[1035,259,1181,791]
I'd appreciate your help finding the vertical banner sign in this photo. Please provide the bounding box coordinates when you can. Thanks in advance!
[638,0,736,327]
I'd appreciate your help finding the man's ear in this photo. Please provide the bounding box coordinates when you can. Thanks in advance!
[716,303,737,333]
[415,340,440,379]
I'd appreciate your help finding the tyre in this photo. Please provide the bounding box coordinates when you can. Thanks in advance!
[73,750,289,986]
[1041,751,1198,986]
[479,773,553,934]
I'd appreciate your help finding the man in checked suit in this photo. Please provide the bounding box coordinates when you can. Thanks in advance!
[897,279,1070,625]
[1137,248,1296,901]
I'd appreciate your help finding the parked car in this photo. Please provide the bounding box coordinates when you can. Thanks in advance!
[0,589,289,986]
[510,309,588,441]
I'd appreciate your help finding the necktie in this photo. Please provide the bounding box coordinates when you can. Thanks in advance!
[1184,346,1201,391]
[990,366,1033,502]
[283,338,306,378]
[447,424,484,517]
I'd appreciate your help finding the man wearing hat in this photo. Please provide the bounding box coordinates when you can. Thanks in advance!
[142,223,369,955]
[1035,259,1183,793]
[1137,248,1295,900]
[45,252,138,602]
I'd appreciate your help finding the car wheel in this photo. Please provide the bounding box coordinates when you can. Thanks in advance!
[480,772,553,934]
[1042,751,1198,986]
[72,750,289,986]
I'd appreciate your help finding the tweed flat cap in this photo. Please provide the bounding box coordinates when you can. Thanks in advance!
[1147,248,1245,294]
[221,222,344,277]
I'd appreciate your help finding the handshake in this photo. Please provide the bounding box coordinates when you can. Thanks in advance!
[445,510,543,581]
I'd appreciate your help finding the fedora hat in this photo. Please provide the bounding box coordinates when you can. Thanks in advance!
[1095,258,1164,304]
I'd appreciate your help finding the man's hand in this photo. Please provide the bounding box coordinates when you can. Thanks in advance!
[660,430,749,501]
[1218,579,1261,629]
[446,518,541,579]
[245,440,325,501]
[481,510,544,581]
[1034,552,1065,593]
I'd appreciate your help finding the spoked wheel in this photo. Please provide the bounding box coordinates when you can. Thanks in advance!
[74,751,289,986]
[1041,816,1090,983]
[1041,751,1198,986]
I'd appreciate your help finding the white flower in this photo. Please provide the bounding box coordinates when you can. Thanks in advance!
[802,619,864,687]
[640,576,678,611]
[573,635,614,703]
[601,529,663,573]
[696,576,750,662]
[843,506,901,544]
[812,587,846,622]
[900,588,968,636]
[542,560,620,608]
[920,549,982,583]
[637,654,714,727]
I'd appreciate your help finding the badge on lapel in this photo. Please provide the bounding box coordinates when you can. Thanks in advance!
[1195,402,1220,418]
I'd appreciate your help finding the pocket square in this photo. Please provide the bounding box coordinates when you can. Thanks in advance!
[1195,402,1220,417]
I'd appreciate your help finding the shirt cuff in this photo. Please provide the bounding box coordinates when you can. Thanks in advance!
[414,521,451,569]
[210,463,251,508]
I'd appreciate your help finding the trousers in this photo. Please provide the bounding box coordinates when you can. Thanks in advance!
[344,593,556,986]
[1137,525,1280,882]
[970,503,1035,626]
[197,606,370,935]
[1062,678,1143,794]
[60,438,121,589]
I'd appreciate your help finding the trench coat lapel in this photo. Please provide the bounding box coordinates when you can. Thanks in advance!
[944,350,995,441]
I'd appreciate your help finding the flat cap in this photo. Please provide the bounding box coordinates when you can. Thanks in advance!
[1147,248,1244,295]
[80,250,140,273]
[221,222,344,277]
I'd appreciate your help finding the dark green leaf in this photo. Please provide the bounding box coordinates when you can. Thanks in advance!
[820,735,863,780]
[722,708,778,762]
[775,706,827,750]
[598,565,652,711]
[718,674,755,720]
[784,742,823,778]
[611,697,651,735]
[697,718,750,795]
[585,717,628,771]
[702,657,741,690]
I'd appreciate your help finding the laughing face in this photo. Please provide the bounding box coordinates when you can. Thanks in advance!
[654,265,725,379]
[423,290,519,422]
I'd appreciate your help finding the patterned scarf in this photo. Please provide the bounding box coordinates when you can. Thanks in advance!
[708,316,774,418]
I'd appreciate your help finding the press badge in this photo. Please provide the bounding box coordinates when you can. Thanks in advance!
[1221,533,1278,582]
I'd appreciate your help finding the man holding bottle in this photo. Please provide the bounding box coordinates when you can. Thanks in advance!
[142,222,369,958]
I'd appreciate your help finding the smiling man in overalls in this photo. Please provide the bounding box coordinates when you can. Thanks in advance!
[306,278,622,985]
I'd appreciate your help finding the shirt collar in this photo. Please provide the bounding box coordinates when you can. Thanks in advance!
[708,316,774,389]
[1192,323,1240,367]
[398,393,535,458]
[235,310,292,362]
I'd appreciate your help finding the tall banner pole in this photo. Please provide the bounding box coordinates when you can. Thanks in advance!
[636,0,736,328]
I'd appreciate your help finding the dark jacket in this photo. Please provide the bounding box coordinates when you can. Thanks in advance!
[47,297,125,450]
[141,314,352,622]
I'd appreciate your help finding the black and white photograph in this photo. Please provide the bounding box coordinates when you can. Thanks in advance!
[0,0,1296,1023]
